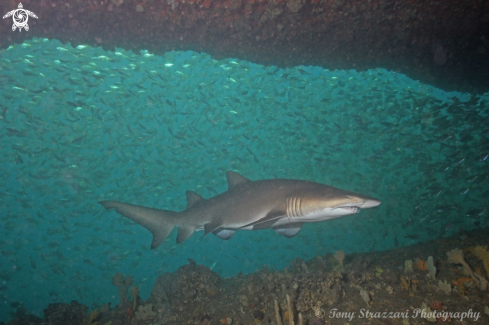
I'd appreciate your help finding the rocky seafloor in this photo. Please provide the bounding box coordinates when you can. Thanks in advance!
[4,228,489,325]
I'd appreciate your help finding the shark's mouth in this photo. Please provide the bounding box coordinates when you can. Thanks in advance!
[339,206,360,213]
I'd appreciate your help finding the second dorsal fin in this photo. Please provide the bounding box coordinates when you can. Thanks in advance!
[186,190,205,209]
[226,171,250,190]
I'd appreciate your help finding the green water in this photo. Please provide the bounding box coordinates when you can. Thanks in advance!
[0,38,488,319]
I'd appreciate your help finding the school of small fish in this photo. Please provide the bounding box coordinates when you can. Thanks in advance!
[0,38,488,317]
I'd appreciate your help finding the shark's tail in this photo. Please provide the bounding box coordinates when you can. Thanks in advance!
[99,200,178,249]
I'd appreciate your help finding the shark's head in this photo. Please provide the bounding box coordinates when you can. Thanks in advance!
[286,184,381,221]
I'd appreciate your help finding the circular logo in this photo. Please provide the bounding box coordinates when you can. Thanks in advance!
[315,308,325,318]
[14,10,28,26]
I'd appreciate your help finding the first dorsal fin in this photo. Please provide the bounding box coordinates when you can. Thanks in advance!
[226,171,250,190]
[186,191,205,209]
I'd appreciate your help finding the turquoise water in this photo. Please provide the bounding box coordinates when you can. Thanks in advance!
[0,38,488,319]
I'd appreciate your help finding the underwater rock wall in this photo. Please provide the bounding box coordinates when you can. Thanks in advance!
[0,0,488,93]
[4,228,489,324]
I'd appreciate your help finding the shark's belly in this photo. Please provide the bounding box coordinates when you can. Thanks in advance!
[240,208,357,230]
[277,209,355,224]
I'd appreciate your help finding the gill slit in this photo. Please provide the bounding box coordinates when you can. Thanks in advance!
[287,197,300,218]
[296,197,302,217]
[299,197,303,217]
[286,197,291,219]
[292,197,297,218]
[287,196,303,218]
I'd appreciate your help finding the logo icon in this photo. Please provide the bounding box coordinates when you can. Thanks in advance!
[3,3,38,32]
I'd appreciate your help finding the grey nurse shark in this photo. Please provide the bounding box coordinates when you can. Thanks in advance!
[99,171,381,249]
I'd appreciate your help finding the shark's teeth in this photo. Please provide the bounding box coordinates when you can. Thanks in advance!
[341,206,359,213]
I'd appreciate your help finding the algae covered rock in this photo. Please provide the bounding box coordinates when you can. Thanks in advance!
[135,304,156,320]
[295,272,343,312]
[43,301,88,325]
[176,260,220,302]
[151,259,220,306]
[151,272,179,305]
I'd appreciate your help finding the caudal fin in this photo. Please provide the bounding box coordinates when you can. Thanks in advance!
[99,201,178,249]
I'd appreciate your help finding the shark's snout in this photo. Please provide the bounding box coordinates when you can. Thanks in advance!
[361,198,382,208]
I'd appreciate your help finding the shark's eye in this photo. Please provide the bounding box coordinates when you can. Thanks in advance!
[346,195,353,199]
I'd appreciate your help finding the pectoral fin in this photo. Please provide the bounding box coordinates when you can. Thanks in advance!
[273,223,303,238]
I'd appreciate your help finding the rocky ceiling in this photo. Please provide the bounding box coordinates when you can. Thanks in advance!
[1,0,488,94]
